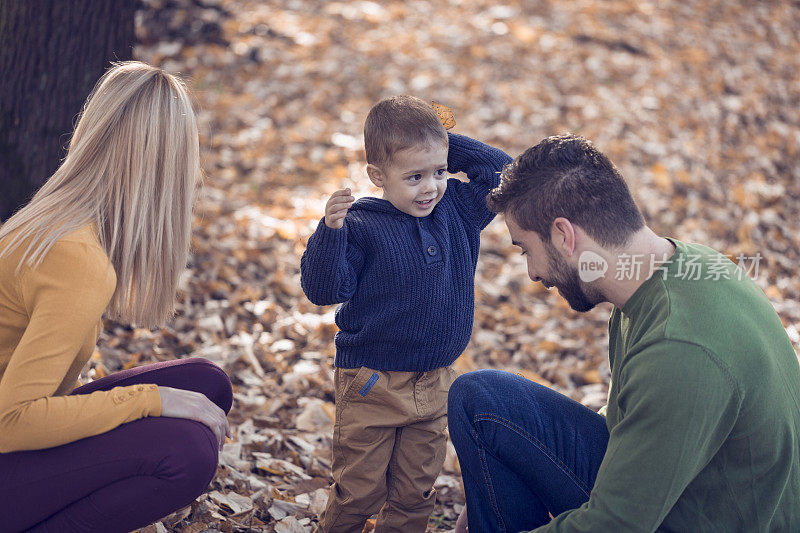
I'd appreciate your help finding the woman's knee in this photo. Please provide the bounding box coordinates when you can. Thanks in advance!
[154,418,219,500]
[74,358,233,414]
[188,359,233,410]
[166,358,234,413]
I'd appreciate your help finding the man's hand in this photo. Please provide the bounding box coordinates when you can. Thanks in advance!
[158,386,232,451]
[325,188,355,229]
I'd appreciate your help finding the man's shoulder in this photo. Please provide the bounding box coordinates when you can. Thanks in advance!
[623,239,791,380]
[659,242,772,335]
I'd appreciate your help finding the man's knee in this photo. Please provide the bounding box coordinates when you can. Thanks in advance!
[448,370,537,447]
[448,370,506,418]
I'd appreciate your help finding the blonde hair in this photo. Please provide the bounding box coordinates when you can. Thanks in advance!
[0,61,200,327]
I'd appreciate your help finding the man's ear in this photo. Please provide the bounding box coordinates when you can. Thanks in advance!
[366,164,384,187]
[551,217,577,257]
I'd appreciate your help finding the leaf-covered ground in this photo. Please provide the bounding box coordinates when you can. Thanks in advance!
[104,0,800,531]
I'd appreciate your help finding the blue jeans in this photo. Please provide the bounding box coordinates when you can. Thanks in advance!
[447,370,609,532]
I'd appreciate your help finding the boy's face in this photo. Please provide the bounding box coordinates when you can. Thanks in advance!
[368,141,448,217]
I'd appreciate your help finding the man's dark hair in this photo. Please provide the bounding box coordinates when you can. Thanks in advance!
[487,133,645,247]
[364,95,448,169]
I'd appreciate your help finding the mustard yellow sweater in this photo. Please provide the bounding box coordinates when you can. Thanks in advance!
[0,225,161,453]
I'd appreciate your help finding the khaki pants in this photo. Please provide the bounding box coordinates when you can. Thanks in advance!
[319,365,457,533]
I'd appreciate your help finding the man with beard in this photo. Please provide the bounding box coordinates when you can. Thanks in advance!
[448,133,800,532]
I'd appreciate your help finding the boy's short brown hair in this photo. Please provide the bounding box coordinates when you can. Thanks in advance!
[364,95,448,169]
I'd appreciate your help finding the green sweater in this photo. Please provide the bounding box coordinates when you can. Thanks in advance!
[533,240,800,532]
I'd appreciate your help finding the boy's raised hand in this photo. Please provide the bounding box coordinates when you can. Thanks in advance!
[325,188,354,229]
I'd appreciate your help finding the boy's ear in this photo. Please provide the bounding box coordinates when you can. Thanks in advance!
[366,164,385,187]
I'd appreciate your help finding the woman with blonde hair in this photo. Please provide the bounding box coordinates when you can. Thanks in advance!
[0,61,233,532]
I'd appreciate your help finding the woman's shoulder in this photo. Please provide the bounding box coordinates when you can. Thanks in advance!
[1,223,103,255]
[59,224,102,244]
[0,224,116,312]
[44,226,115,281]
[22,225,116,297]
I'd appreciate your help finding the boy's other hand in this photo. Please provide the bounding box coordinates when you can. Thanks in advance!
[325,188,354,229]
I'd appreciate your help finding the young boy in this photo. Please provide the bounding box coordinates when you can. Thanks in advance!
[301,95,511,532]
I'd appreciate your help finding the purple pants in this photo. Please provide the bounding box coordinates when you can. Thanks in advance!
[0,357,233,533]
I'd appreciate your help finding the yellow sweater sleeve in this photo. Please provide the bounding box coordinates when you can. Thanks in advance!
[0,238,162,453]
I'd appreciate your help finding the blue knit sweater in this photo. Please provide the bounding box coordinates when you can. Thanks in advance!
[300,134,512,371]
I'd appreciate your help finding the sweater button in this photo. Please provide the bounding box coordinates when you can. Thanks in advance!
[427,246,437,256]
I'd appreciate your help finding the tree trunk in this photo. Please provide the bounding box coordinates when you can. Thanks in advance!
[0,0,136,221]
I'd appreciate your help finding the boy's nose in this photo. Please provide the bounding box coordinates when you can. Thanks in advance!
[422,177,437,192]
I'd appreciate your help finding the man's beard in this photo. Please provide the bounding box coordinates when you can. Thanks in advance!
[543,242,602,312]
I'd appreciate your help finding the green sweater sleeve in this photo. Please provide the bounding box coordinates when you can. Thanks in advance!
[531,340,740,532]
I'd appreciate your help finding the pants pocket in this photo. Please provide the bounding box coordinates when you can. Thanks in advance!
[442,365,460,391]
[335,367,395,447]
[334,366,371,409]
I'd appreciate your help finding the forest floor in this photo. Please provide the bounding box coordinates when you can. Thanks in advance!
[100,0,800,531]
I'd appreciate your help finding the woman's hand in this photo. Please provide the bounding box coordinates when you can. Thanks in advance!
[455,506,468,533]
[158,386,231,450]
[325,188,354,229]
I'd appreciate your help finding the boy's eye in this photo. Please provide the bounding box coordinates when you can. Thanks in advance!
[408,174,422,182]
[435,168,447,177]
